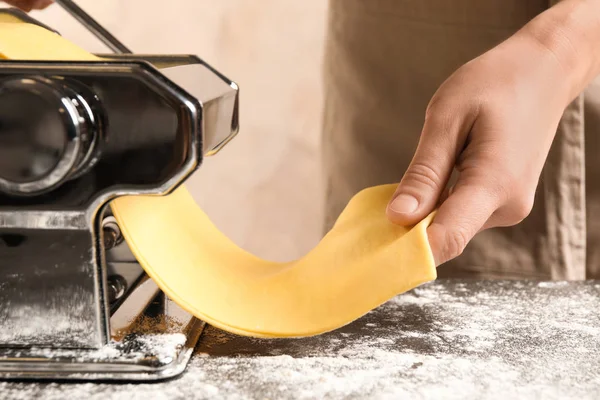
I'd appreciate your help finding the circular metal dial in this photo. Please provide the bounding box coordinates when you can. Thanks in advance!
[0,76,100,196]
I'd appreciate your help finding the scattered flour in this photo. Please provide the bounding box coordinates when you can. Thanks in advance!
[0,286,95,346]
[2,281,600,399]
[13,333,188,363]
[538,281,570,288]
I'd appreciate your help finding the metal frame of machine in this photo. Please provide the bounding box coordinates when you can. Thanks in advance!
[0,3,239,381]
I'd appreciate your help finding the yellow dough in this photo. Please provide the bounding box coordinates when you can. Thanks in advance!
[111,184,436,337]
[0,22,437,338]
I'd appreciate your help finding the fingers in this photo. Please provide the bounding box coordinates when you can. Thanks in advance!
[426,170,507,265]
[34,0,53,9]
[387,100,474,226]
[4,0,52,11]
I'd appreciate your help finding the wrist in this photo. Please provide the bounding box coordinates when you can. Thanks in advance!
[519,0,600,102]
[519,0,600,103]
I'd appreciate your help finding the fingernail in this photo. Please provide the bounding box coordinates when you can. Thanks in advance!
[389,193,419,214]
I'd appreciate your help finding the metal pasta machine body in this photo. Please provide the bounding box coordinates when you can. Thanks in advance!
[0,2,239,381]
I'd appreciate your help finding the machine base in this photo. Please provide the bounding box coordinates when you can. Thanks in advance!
[0,277,205,382]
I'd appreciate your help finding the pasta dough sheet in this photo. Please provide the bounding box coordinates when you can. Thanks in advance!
[112,184,436,338]
[0,21,437,338]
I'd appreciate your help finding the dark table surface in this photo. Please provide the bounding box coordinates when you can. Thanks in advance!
[2,279,600,399]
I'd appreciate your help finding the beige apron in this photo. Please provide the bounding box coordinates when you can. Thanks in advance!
[322,0,600,279]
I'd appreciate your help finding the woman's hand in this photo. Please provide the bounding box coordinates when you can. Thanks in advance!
[4,0,52,12]
[387,0,600,266]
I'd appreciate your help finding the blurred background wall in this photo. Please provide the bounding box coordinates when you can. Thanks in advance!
[29,0,328,261]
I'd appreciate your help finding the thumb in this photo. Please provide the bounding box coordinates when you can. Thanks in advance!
[427,171,504,265]
[387,106,468,225]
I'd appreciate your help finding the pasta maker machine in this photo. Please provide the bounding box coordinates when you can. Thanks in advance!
[0,1,239,381]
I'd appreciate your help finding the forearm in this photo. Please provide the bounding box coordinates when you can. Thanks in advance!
[520,0,600,102]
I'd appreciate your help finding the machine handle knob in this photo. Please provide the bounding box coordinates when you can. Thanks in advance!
[0,76,102,196]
